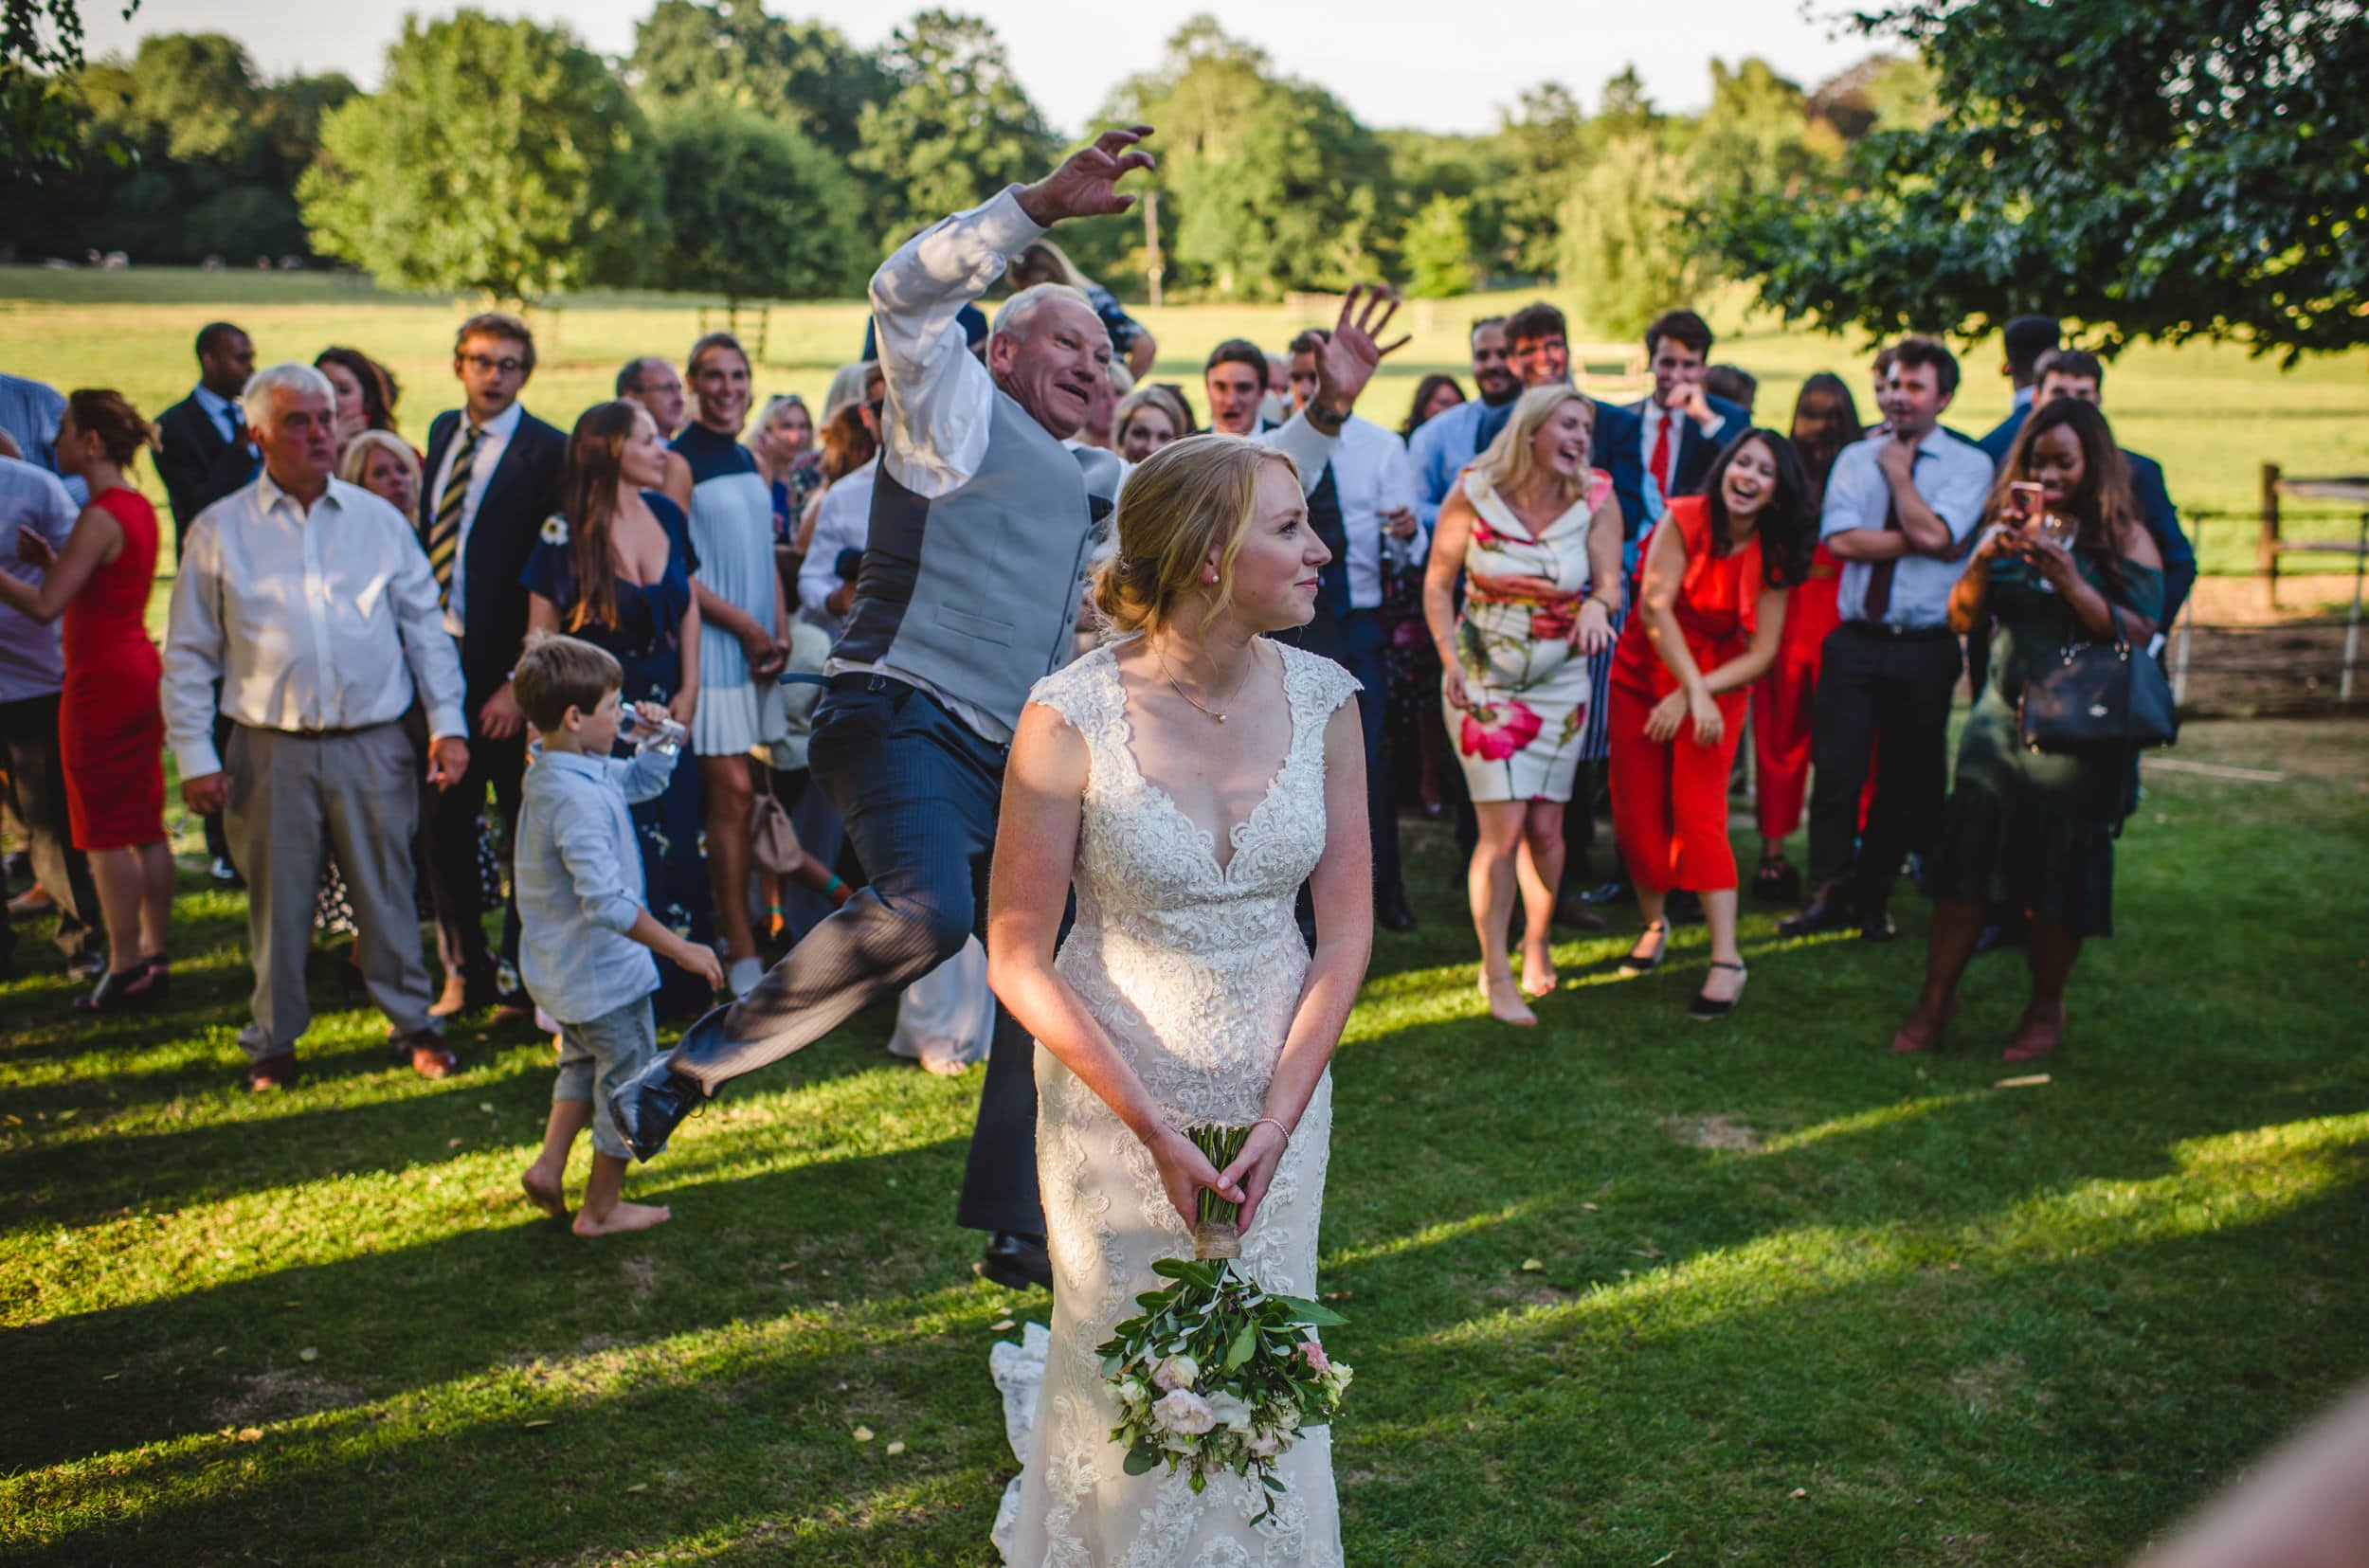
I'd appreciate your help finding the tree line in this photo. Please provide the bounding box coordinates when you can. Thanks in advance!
[3,0,2358,361]
[0,3,1930,332]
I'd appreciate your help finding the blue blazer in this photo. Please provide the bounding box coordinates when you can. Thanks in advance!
[1625,392,1751,503]
[421,406,567,712]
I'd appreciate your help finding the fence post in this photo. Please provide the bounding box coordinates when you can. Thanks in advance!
[2259,462,2282,611]
[2343,510,2367,704]
[2172,510,2200,705]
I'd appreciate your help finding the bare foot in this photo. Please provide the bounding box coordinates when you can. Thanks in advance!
[1477,970,1537,1028]
[918,1045,970,1077]
[1519,946,1557,999]
[574,1200,672,1237]
[520,1163,570,1220]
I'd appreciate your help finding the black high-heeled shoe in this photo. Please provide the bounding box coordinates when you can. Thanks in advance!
[1689,961,1749,1020]
[70,963,167,1015]
[1618,920,1669,978]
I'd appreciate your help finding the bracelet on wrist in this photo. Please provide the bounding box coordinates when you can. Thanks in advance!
[1252,1116,1291,1144]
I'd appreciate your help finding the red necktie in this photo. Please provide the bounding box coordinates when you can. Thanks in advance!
[1648,410,1673,496]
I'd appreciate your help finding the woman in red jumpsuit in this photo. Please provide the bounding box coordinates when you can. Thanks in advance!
[0,390,172,1014]
[1609,430,1813,1018]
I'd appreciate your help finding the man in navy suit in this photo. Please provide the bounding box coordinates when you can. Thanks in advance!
[1626,310,1750,514]
[154,321,262,881]
[418,313,567,1018]
[1975,315,2061,462]
[154,323,261,549]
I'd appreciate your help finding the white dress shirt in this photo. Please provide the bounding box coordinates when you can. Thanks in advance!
[854,186,1343,737]
[1329,413,1423,610]
[797,457,877,633]
[1818,427,1994,627]
[425,399,523,637]
[164,473,468,779]
[867,185,1339,504]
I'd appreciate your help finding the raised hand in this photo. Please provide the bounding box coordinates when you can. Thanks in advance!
[1311,284,1411,419]
[1015,126,1157,228]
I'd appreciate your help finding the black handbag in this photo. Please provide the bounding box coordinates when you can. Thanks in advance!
[2018,604,2179,753]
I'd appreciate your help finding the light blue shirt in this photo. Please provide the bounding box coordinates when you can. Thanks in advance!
[515,745,679,1024]
[1819,426,1995,628]
[192,383,242,445]
[0,373,85,505]
[0,457,78,703]
[1408,399,1495,532]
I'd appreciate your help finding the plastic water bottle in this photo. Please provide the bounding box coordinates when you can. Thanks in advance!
[618,708,688,756]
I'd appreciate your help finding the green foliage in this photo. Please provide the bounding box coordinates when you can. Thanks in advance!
[1401,193,1477,299]
[1,0,134,177]
[1494,81,1590,277]
[626,0,885,167]
[1688,58,1822,200]
[1105,17,1392,300]
[1706,0,2369,362]
[1557,134,1707,339]
[852,10,1059,255]
[298,11,659,303]
[644,94,865,302]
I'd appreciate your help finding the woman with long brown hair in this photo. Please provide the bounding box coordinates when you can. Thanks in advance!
[314,347,403,463]
[1749,371,1869,902]
[1890,396,2163,1062]
[0,390,173,1013]
[522,401,715,1016]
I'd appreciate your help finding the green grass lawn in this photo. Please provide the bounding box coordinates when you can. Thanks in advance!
[4,715,2364,1564]
[5,266,2365,579]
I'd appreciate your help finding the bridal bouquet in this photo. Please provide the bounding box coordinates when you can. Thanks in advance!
[1096,1125,1351,1523]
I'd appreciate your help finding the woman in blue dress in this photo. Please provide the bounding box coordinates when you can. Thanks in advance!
[523,400,716,1019]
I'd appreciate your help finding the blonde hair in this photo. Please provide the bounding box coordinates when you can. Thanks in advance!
[1114,385,1189,446]
[1476,384,1596,507]
[339,429,420,491]
[1092,434,1298,638]
[1011,238,1094,292]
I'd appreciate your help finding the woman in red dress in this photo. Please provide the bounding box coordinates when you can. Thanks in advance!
[0,389,172,1012]
[1608,430,1813,1018]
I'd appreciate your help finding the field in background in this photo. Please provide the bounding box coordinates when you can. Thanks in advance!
[4,266,2364,579]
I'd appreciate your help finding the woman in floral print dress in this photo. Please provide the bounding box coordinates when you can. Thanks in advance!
[1422,385,1623,1026]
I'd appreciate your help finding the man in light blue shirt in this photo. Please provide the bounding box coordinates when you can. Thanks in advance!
[1781,335,1994,943]
[0,373,86,505]
[0,455,101,972]
[1408,315,1519,532]
[511,634,718,1236]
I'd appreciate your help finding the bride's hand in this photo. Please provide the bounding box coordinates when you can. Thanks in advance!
[1149,1126,1242,1231]
[1217,1122,1289,1235]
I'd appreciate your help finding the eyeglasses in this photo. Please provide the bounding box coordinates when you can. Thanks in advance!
[461,353,526,375]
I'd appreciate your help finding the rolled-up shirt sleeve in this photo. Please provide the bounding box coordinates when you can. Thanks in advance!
[611,747,678,807]
[550,793,641,937]
[869,186,1043,499]
[162,514,227,779]
[1927,443,1994,547]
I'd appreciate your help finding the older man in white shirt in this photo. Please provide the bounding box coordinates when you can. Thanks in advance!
[165,363,472,1090]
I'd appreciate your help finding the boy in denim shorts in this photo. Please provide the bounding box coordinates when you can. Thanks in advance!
[510,636,721,1235]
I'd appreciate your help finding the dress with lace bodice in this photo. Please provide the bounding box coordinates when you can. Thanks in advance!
[999,638,1359,1568]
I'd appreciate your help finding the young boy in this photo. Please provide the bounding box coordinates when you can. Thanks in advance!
[510,635,722,1236]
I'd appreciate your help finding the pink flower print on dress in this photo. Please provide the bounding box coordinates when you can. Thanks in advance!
[1528,600,1577,641]
[1460,698,1543,762]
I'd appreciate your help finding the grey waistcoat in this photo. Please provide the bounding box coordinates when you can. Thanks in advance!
[836,388,1124,733]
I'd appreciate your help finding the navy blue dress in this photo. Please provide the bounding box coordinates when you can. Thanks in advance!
[521,492,716,1019]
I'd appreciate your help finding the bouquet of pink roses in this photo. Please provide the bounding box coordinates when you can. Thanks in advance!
[1095,1125,1350,1523]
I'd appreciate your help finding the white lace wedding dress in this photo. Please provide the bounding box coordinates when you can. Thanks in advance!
[997,639,1357,1568]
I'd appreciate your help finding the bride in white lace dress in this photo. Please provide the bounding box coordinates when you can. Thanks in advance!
[986,432,1376,1566]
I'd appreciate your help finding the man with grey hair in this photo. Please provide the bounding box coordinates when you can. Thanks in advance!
[164,363,472,1091]
[615,126,1405,1292]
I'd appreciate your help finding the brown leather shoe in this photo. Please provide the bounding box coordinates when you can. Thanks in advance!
[2003,1000,2065,1062]
[489,1002,536,1028]
[403,1030,461,1079]
[244,1053,300,1091]
[1890,996,1958,1054]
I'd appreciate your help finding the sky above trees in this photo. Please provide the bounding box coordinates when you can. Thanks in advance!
[80,0,1877,138]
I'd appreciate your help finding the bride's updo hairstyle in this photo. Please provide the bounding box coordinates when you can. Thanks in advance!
[1092,434,1301,637]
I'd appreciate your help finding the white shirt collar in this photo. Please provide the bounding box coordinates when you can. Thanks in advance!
[465,400,526,442]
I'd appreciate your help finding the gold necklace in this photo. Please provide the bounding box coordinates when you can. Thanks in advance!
[1155,640,1257,724]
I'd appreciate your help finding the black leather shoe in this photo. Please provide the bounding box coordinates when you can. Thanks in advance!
[1777,892,1854,939]
[1665,890,1705,927]
[1858,905,1897,943]
[977,1231,1052,1292]
[1576,876,1631,907]
[1378,896,1417,933]
[608,1008,728,1162]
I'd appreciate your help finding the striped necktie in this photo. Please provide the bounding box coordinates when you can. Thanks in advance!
[426,423,481,606]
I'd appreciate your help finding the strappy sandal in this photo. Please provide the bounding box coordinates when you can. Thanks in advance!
[1689,961,1748,1020]
[70,959,168,1016]
[1618,921,1668,978]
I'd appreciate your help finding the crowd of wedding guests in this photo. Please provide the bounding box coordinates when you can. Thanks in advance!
[0,251,2191,1090]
